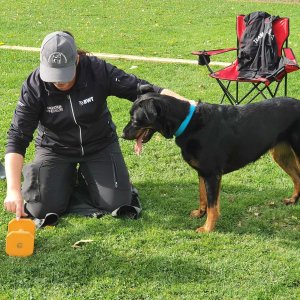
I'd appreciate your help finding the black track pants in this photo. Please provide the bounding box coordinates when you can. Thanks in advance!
[22,142,132,219]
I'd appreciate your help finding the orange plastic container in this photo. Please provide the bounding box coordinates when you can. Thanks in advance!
[6,218,35,257]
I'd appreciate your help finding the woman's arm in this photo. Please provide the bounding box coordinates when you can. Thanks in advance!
[4,153,28,220]
[104,60,196,104]
[4,72,44,219]
[160,88,197,105]
[160,88,187,100]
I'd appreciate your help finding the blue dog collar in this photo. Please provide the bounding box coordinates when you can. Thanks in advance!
[174,104,196,137]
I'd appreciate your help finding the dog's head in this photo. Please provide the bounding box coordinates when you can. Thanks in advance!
[122,95,160,143]
[122,92,175,144]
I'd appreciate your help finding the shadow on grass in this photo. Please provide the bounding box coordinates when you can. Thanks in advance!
[127,180,300,241]
[45,178,300,244]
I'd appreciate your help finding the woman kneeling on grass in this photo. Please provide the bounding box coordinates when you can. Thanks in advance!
[4,31,186,223]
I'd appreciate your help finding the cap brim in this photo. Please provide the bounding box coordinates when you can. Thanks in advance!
[40,64,76,83]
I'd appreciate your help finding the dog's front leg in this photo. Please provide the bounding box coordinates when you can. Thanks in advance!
[196,174,221,233]
[191,176,207,218]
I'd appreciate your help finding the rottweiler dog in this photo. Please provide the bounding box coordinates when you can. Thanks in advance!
[122,90,300,232]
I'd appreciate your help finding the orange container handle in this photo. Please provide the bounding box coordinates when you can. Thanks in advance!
[8,218,35,236]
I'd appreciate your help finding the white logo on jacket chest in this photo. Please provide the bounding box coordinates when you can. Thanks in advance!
[79,97,94,106]
[46,105,64,113]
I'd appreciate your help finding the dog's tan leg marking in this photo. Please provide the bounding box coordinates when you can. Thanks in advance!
[196,178,221,233]
[270,143,300,205]
[190,176,207,218]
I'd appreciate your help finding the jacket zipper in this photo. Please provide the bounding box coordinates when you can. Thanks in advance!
[67,95,85,156]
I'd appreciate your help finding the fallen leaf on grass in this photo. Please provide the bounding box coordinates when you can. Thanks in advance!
[248,206,261,216]
[268,201,276,207]
[72,239,94,248]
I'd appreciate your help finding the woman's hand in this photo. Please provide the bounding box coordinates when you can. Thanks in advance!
[4,189,27,220]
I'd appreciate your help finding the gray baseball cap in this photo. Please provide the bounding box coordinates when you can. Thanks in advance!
[40,31,77,83]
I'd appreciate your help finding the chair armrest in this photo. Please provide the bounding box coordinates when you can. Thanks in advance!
[192,48,237,66]
[283,48,297,63]
[192,48,237,56]
[281,48,299,74]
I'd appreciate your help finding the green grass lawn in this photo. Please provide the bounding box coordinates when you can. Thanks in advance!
[0,1,300,299]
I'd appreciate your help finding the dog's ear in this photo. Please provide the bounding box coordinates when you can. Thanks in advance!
[137,83,155,95]
[141,99,158,123]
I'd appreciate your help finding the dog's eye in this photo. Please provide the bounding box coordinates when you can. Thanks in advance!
[132,120,140,127]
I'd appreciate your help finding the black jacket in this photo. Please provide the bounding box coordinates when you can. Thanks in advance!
[238,11,281,80]
[6,55,163,156]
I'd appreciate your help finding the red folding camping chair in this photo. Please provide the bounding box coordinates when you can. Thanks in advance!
[192,12,299,105]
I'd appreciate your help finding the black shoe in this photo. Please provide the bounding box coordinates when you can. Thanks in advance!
[33,213,59,229]
[131,186,141,208]
[111,186,142,219]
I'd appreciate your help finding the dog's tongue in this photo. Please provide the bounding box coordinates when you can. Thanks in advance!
[134,134,143,155]
[134,130,148,155]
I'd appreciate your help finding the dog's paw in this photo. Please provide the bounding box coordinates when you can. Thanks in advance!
[283,197,298,205]
[195,226,211,233]
[190,209,206,218]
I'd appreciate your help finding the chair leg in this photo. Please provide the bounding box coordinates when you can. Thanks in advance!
[274,81,287,97]
[220,81,232,104]
[202,60,237,105]
[265,85,275,98]
[246,85,270,104]
[213,79,237,105]
[284,74,288,96]
[237,83,262,104]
